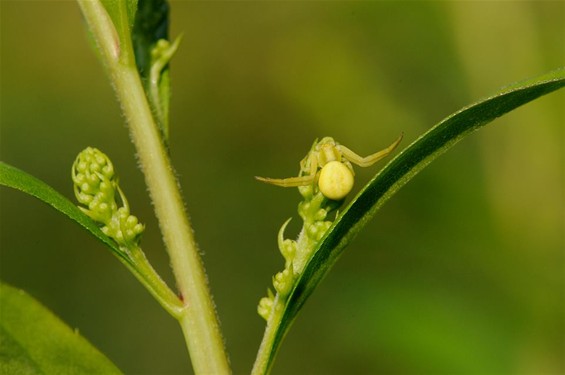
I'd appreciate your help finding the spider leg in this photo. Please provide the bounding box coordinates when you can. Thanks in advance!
[306,152,318,176]
[339,133,403,168]
[255,174,316,187]
[256,150,320,188]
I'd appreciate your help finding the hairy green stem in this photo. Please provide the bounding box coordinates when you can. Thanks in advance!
[126,246,184,318]
[115,66,230,374]
[252,297,285,375]
[76,1,231,374]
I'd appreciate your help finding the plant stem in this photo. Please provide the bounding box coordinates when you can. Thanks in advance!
[252,297,284,375]
[76,1,231,374]
[125,246,184,319]
[116,67,230,374]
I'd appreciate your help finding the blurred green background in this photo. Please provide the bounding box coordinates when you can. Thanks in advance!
[1,1,564,374]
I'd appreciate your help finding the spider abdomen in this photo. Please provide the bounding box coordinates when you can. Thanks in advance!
[318,161,354,200]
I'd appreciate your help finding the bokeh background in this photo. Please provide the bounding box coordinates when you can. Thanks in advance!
[1,1,564,374]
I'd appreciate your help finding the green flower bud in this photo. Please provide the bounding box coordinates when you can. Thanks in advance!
[72,147,144,247]
[297,201,311,221]
[306,221,332,242]
[298,183,314,199]
[277,218,296,267]
[72,147,117,223]
[314,208,328,221]
[257,289,275,321]
[273,268,294,297]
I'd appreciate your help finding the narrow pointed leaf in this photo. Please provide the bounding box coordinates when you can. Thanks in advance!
[0,282,122,374]
[132,0,174,141]
[132,0,169,78]
[258,67,565,373]
[0,162,182,317]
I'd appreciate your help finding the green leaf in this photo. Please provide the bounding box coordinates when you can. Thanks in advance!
[132,0,169,78]
[0,161,127,264]
[0,161,183,318]
[254,67,565,373]
[0,282,122,374]
[132,0,175,143]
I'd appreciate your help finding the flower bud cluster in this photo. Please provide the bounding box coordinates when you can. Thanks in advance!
[72,147,144,248]
[258,165,339,321]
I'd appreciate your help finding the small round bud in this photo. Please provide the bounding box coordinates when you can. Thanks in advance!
[306,220,332,241]
[318,161,354,200]
[298,184,314,199]
[277,218,296,265]
[314,208,328,221]
[151,39,172,60]
[258,296,274,321]
[280,240,296,267]
[273,268,294,297]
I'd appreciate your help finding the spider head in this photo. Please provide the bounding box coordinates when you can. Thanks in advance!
[315,137,342,167]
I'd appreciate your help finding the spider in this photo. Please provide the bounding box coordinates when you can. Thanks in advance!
[256,133,403,200]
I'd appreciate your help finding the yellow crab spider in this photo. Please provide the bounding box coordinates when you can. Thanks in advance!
[256,133,403,200]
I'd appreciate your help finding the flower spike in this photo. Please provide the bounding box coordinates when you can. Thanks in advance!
[72,147,144,247]
[255,135,402,321]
